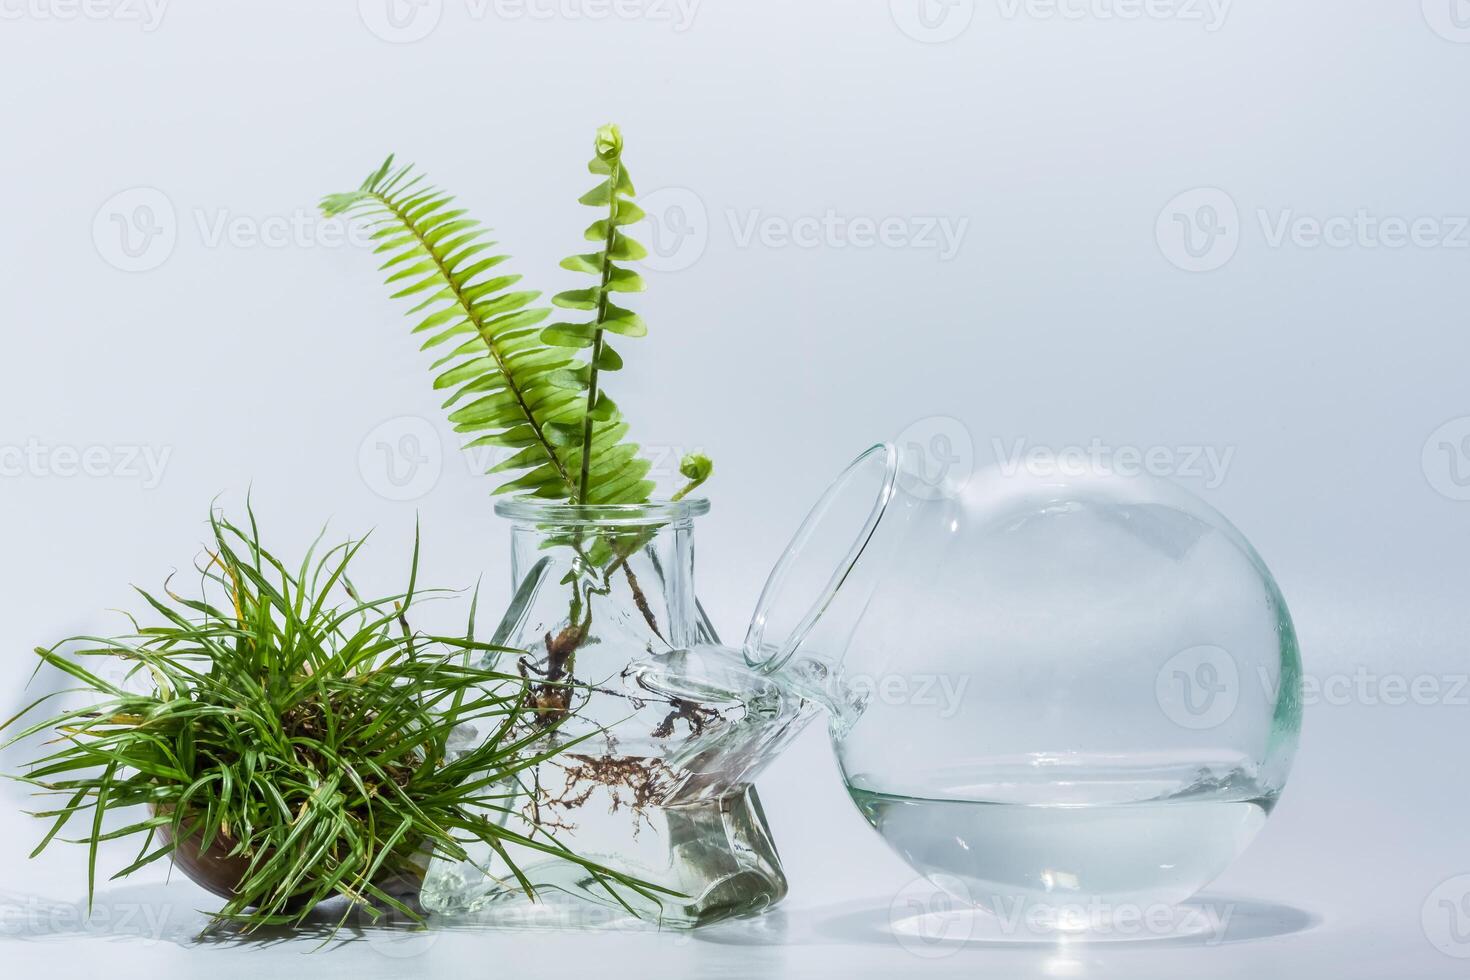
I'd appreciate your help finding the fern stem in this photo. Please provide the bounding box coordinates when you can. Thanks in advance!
[576,158,622,504]
[374,192,577,495]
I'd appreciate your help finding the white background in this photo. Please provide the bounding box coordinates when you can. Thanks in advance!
[1,1,1468,976]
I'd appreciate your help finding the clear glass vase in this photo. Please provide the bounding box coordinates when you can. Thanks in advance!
[420,499,814,928]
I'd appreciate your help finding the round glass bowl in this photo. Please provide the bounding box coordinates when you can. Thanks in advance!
[746,443,1303,923]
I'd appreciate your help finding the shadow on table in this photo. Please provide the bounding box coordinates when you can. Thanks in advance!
[691,894,1319,951]
[1,883,1318,957]
[0,882,692,954]
[0,883,455,954]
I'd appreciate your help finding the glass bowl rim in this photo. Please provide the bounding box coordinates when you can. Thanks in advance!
[744,442,898,673]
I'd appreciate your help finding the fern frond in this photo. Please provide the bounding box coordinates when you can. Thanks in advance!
[542,125,657,505]
[324,139,706,507]
[324,158,596,500]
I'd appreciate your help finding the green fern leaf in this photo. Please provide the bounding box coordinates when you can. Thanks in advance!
[325,138,702,507]
[324,157,627,502]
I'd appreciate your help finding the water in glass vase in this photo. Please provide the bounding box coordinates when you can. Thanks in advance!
[847,764,1275,929]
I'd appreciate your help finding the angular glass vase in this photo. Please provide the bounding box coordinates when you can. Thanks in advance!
[420,499,814,928]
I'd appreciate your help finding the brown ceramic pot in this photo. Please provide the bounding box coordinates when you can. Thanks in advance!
[154,807,424,909]
[154,807,257,900]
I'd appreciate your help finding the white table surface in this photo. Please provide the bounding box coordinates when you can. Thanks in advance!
[3,659,1465,979]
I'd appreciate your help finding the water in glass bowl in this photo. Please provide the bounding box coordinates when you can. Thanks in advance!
[846,759,1275,926]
